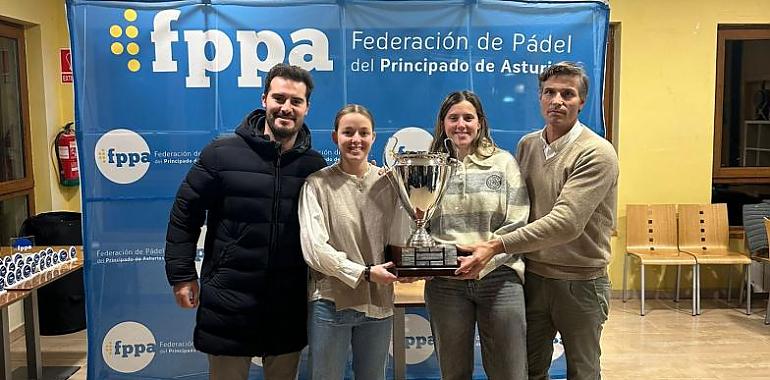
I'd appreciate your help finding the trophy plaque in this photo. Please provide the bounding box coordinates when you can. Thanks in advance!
[385,150,463,276]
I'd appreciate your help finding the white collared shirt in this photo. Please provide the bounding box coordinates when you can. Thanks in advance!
[539,121,584,160]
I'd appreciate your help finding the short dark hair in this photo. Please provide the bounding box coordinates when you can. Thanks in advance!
[263,63,314,101]
[538,61,589,100]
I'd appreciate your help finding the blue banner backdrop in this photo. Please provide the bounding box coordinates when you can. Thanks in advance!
[66,0,608,378]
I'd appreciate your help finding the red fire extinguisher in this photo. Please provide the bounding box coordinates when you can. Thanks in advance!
[53,122,79,187]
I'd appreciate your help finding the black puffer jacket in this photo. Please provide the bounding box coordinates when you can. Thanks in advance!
[165,109,326,356]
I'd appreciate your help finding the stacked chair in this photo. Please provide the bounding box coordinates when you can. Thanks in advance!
[760,220,770,324]
[742,201,770,324]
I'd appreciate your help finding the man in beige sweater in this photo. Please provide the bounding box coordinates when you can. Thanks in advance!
[457,61,618,380]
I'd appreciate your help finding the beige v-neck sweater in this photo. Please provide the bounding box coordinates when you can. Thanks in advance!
[500,127,619,280]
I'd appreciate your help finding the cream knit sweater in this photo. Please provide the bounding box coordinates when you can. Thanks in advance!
[430,149,530,280]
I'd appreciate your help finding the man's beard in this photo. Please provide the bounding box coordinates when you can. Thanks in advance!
[266,114,301,140]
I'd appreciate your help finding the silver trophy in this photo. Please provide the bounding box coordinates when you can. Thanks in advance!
[385,140,462,276]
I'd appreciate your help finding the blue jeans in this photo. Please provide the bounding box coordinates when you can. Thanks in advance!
[308,299,393,380]
[424,266,527,380]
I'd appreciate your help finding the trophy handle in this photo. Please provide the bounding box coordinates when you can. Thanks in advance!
[382,135,400,170]
[443,137,458,159]
[386,170,419,222]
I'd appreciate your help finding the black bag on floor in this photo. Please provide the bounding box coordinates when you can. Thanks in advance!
[18,211,86,335]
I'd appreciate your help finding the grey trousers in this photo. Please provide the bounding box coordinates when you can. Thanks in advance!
[208,351,301,380]
[525,271,610,380]
[425,266,528,380]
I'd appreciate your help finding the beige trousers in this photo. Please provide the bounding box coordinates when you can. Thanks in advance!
[208,351,301,380]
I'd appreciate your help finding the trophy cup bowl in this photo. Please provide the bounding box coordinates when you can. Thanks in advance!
[386,151,462,276]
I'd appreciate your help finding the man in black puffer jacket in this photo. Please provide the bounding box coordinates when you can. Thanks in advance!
[164,63,326,380]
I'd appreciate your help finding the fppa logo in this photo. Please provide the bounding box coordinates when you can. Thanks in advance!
[102,321,157,373]
[94,129,151,184]
[108,8,334,88]
[389,313,435,364]
[108,9,142,72]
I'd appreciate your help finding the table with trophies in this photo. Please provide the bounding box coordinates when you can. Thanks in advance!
[0,245,83,380]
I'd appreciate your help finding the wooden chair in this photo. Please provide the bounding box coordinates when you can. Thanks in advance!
[677,203,752,315]
[624,204,697,316]
[760,219,770,325]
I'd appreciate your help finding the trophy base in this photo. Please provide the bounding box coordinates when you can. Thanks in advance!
[386,245,463,277]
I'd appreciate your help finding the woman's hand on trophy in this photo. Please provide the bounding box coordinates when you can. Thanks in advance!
[370,262,398,284]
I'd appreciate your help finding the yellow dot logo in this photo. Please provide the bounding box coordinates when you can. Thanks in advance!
[111,42,124,55]
[98,149,107,163]
[109,9,141,73]
[109,25,122,38]
[104,340,113,355]
[126,42,139,56]
[125,26,138,39]
[128,59,141,72]
[124,9,137,22]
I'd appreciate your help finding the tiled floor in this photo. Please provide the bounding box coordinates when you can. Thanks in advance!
[10,298,770,380]
[10,328,87,380]
[603,297,770,379]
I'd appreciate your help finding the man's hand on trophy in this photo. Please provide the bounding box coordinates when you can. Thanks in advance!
[454,254,486,280]
[173,280,200,308]
[371,262,398,284]
[454,240,504,279]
